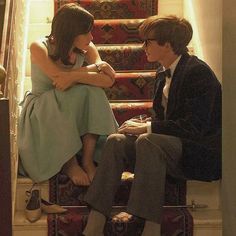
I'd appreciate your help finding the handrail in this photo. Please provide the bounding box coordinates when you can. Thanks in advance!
[0,64,6,98]
[0,65,12,236]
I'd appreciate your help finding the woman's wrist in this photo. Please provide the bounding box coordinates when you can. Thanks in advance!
[95,62,103,73]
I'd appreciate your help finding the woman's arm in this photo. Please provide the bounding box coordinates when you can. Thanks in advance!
[83,42,116,79]
[30,40,115,90]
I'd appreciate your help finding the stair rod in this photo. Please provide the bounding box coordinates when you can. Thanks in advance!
[62,200,207,211]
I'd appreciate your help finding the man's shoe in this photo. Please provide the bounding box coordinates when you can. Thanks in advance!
[25,189,41,223]
[41,198,67,214]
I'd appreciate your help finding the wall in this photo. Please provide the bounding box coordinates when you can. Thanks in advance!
[0,0,6,47]
[222,0,236,235]
[183,0,222,81]
[158,0,183,17]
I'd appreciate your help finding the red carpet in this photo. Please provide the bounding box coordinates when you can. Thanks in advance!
[48,207,193,236]
[54,0,158,19]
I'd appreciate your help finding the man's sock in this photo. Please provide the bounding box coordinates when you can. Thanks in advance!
[141,220,161,236]
[83,209,106,236]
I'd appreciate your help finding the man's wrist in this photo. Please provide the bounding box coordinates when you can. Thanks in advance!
[146,121,152,133]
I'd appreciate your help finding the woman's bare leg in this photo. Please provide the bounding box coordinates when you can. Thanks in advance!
[82,133,98,182]
[62,156,90,186]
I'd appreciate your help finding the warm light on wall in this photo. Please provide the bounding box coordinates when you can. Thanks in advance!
[183,0,204,60]
[19,0,30,102]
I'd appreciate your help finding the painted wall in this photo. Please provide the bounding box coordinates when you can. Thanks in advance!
[183,0,222,81]
[222,0,236,235]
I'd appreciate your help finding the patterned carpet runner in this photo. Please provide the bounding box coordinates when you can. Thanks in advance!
[92,19,143,44]
[48,207,193,236]
[49,0,193,235]
[54,0,158,19]
[49,175,186,207]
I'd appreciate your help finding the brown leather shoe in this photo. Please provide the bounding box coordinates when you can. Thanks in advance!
[25,189,41,223]
[41,198,67,214]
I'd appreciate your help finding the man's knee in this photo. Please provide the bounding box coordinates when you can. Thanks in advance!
[136,133,153,147]
[104,133,128,153]
[107,133,126,145]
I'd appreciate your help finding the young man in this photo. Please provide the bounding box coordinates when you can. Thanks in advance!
[83,15,222,236]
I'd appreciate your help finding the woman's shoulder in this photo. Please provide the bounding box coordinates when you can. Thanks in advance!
[30,38,54,53]
[30,38,48,53]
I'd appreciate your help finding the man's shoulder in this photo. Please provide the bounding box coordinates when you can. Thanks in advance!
[180,54,216,77]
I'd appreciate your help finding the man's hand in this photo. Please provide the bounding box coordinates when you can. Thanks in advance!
[118,120,147,135]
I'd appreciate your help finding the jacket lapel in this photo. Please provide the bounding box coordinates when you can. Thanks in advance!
[166,53,190,119]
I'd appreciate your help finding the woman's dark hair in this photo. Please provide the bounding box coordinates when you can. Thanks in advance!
[139,15,193,55]
[48,3,94,64]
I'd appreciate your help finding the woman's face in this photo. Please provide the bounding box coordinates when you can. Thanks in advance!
[73,31,93,51]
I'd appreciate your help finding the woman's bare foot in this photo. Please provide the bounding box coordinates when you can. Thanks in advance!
[62,157,90,186]
[82,162,97,182]
[112,212,133,223]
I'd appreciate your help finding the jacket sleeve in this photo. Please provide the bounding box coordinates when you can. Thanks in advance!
[151,64,222,140]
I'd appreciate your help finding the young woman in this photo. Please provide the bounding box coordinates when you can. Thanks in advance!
[18,3,118,186]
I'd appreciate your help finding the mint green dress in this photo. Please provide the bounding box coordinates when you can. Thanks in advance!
[18,39,118,183]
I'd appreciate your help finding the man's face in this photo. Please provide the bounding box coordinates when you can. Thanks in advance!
[143,39,169,63]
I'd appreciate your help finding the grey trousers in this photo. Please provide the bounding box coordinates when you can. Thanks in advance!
[84,133,185,223]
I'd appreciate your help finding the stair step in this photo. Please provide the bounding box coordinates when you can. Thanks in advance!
[187,180,221,210]
[111,101,153,125]
[92,19,144,44]
[49,174,186,207]
[105,71,156,100]
[54,0,158,19]
[16,177,49,211]
[13,209,222,236]
[13,211,47,236]
[97,44,158,71]
[27,19,144,48]
[192,209,222,236]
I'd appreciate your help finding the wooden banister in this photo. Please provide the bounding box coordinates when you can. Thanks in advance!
[0,96,12,235]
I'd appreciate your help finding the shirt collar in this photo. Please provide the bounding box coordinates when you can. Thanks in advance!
[164,55,181,78]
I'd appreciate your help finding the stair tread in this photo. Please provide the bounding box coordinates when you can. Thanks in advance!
[14,209,222,226]
[191,209,222,225]
[14,211,47,226]
[17,176,49,186]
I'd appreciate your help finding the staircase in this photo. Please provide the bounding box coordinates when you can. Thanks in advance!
[13,0,222,235]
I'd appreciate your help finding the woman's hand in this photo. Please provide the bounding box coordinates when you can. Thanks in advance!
[52,72,75,91]
[96,61,116,81]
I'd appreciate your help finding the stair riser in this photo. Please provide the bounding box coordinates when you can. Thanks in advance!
[27,19,144,47]
[16,181,49,211]
[98,45,158,71]
[187,181,221,210]
[92,19,143,44]
[13,228,47,236]
[13,224,222,236]
[111,101,153,125]
[105,72,156,100]
[54,0,158,19]
[194,228,222,236]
